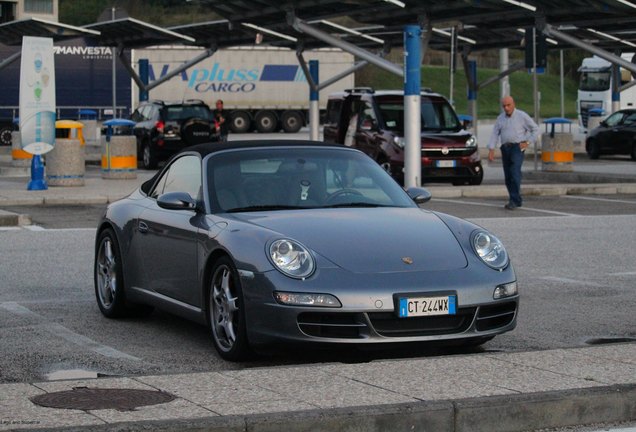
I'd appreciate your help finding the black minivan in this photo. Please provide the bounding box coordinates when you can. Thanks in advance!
[323,88,483,185]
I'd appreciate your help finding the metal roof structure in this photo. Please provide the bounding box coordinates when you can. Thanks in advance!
[0,18,99,46]
[194,0,636,53]
[83,17,194,49]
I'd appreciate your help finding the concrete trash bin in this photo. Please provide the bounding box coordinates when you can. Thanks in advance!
[541,118,574,172]
[46,120,85,186]
[101,119,137,179]
[586,108,605,132]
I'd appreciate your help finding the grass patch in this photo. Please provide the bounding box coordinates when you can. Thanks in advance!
[356,65,578,119]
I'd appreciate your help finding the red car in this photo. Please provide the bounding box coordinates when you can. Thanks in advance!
[323,88,483,185]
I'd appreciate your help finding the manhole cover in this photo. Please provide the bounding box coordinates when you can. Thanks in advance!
[31,387,176,411]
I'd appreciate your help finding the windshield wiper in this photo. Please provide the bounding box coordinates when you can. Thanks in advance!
[226,205,307,213]
[322,202,392,208]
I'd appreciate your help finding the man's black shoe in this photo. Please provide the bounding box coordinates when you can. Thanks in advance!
[504,202,517,210]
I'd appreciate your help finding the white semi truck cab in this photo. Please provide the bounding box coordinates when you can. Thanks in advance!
[577,54,636,131]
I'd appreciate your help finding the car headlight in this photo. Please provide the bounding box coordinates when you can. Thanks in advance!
[471,230,509,270]
[269,239,315,279]
[393,136,405,148]
[465,135,477,147]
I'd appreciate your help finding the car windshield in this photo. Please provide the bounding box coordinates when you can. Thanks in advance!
[164,105,210,121]
[378,97,462,132]
[206,147,417,212]
[579,71,611,91]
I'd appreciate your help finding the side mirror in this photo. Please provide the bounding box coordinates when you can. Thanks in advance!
[599,120,607,127]
[405,187,432,205]
[157,192,197,211]
[462,119,473,129]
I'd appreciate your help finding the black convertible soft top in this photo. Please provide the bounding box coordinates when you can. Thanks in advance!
[141,140,346,194]
[179,139,344,158]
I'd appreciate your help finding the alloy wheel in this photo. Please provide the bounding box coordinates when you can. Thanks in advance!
[210,265,239,352]
[96,237,117,309]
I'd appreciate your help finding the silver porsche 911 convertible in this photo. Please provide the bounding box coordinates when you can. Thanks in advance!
[94,140,518,360]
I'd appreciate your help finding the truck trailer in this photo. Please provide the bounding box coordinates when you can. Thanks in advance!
[0,41,354,146]
[131,46,354,133]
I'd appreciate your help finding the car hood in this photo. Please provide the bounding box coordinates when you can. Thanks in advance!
[230,208,468,273]
[420,132,471,147]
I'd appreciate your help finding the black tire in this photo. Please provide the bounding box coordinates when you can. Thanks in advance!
[255,110,278,133]
[631,143,636,161]
[207,257,251,361]
[468,167,484,185]
[281,110,303,133]
[586,139,600,159]
[94,229,129,318]
[0,125,12,146]
[230,110,251,133]
[142,141,158,170]
[181,117,211,145]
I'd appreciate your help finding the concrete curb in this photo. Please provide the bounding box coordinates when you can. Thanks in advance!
[0,209,31,226]
[19,384,636,432]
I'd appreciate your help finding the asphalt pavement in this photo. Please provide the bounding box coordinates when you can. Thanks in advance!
[0,135,635,431]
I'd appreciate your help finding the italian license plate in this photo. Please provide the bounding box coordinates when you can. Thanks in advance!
[398,295,456,318]
[436,160,457,168]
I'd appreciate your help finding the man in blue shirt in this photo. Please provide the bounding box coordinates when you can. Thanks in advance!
[488,96,539,210]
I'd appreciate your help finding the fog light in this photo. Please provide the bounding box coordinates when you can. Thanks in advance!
[274,291,341,307]
[493,281,518,299]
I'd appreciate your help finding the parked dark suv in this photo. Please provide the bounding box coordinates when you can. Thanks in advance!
[131,99,214,169]
[323,88,483,185]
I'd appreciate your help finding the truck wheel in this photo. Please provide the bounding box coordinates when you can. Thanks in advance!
[281,111,303,133]
[230,111,251,133]
[255,110,278,133]
[0,125,12,146]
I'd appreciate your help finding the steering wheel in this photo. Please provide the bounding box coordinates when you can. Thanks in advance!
[325,188,364,204]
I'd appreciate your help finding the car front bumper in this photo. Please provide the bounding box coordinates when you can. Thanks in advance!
[239,265,518,347]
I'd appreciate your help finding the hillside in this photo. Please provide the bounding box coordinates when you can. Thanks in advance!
[356,65,579,119]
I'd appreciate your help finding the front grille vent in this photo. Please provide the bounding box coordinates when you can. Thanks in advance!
[475,302,517,331]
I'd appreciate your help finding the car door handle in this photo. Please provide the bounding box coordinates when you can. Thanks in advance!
[138,221,149,234]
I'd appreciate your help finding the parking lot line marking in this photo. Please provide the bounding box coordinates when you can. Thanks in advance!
[564,195,636,205]
[608,271,636,276]
[22,226,95,232]
[0,301,141,361]
[432,198,581,217]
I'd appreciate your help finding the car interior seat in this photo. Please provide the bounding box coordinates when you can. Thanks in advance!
[212,163,248,211]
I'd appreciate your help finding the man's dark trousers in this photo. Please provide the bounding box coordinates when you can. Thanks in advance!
[501,143,524,207]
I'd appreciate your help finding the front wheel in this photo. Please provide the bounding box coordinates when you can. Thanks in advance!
[0,125,12,146]
[468,167,484,185]
[95,229,128,318]
[586,139,600,159]
[631,142,636,161]
[208,257,251,361]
